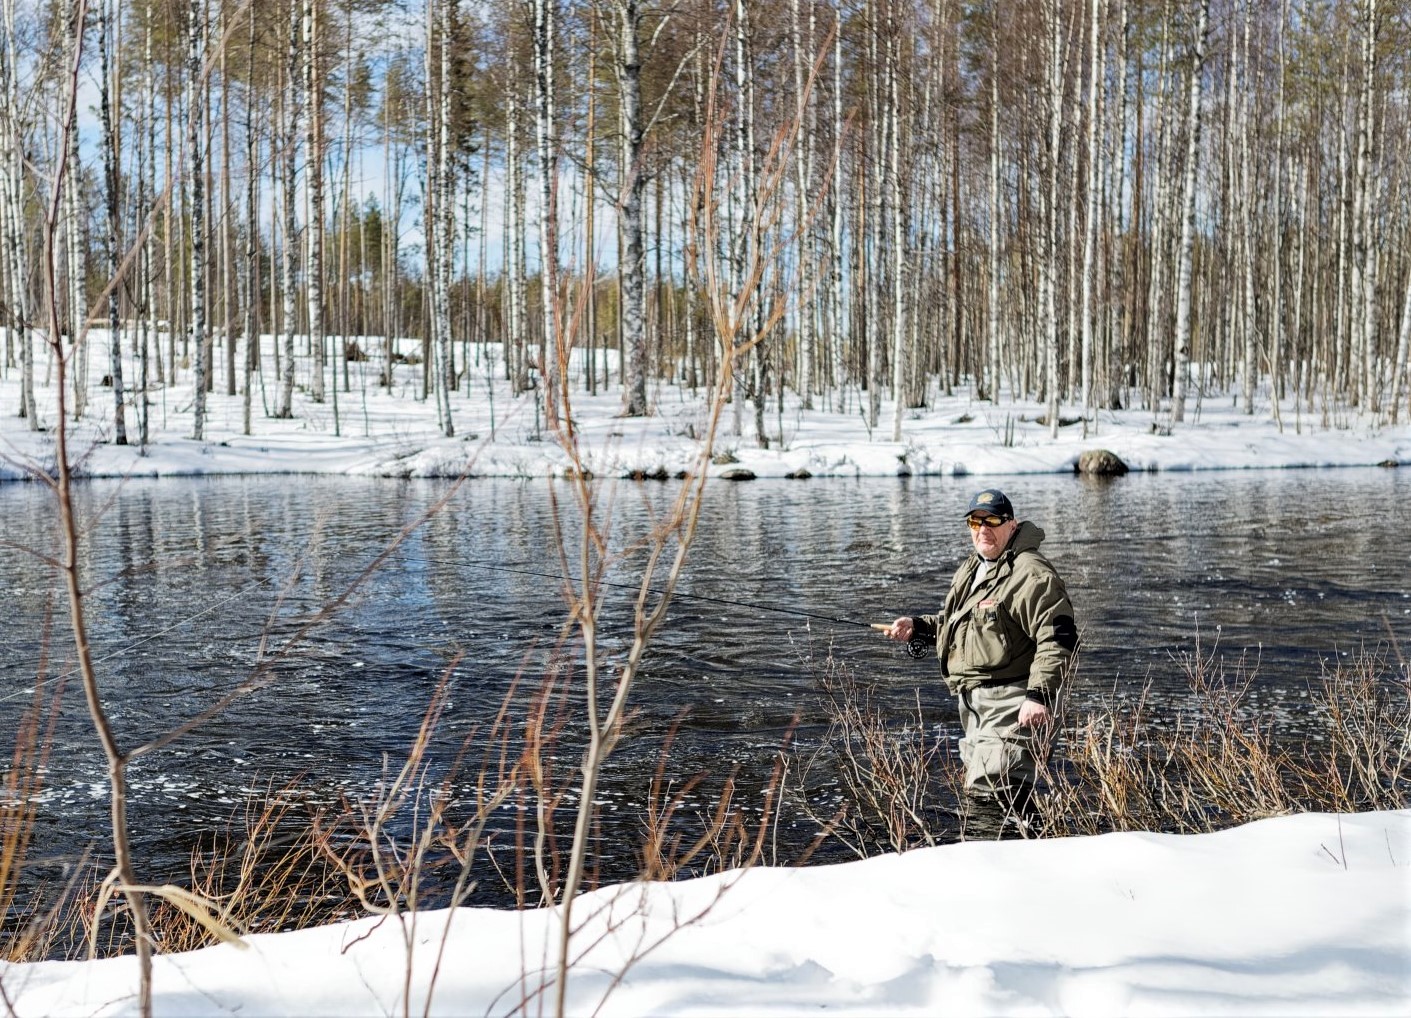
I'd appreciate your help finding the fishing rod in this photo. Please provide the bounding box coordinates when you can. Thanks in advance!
[481,561,931,658]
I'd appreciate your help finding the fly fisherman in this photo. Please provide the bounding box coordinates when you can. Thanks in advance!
[883,488,1078,826]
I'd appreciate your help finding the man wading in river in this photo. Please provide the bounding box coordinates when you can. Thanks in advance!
[883,489,1078,828]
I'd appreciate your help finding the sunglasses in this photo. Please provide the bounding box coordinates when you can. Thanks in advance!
[967,514,1009,530]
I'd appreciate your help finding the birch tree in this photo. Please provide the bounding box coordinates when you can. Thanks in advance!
[532,0,561,426]
[188,0,209,439]
[277,0,301,419]
[305,0,327,405]
[1168,0,1208,425]
[1040,0,1067,439]
[61,0,86,420]
[612,0,649,418]
[887,3,908,443]
[0,0,36,428]
[789,0,816,410]
[505,43,528,394]
[1236,0,1258,415]
[98,0,126,444]
[1078,0,1103,416]
[1391,256,1411,423]
[984,0,1001,404]
[242,3,259,436]
[1350,0,1380,412]
[424,0,454,436]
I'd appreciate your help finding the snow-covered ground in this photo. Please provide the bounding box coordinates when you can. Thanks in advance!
[2,336,1408,1015]
[3,810,1407,1016]
[2,335,1407,481]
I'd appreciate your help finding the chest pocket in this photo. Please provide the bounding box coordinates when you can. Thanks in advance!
[958,601,1014,670]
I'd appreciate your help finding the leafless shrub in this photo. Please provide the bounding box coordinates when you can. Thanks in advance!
[1042,634,1411,836]
[794,647,951,857]
[799,628,1410,852]
[1,664,71,967]
[126,787,348,956]
[638,716,788,882]
[1289,641,1411,812]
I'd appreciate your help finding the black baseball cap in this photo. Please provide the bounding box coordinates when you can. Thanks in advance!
[965,489,1014,519]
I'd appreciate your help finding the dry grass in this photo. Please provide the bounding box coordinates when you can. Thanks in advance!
[798,635,1410,851]
[1,671,72,964]
[1039,638,1411,837]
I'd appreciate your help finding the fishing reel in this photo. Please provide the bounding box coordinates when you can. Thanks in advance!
[870,622,931,659]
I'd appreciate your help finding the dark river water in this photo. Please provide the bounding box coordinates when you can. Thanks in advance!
[2,469,1408,901]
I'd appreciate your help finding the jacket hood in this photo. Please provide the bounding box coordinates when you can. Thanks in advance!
[1007,520,1046,556]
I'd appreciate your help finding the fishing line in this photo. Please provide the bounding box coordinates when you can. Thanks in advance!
[479,560,931,658]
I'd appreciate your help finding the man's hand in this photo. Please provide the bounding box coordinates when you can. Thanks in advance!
[884,617,914,642]
[1018,699,1051,727]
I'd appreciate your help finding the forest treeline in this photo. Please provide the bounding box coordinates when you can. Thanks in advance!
[1,0,1409,448]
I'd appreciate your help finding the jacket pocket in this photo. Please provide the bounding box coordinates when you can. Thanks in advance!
[959,604,1013,671]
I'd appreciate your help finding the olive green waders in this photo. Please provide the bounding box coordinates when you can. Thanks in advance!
[957,682,1038,808]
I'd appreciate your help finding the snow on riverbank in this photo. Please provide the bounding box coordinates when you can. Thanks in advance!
[2,337,1407,480]
[4,810,1408,1017]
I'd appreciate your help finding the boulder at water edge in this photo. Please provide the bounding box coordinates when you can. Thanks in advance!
[1076,449,1129,476]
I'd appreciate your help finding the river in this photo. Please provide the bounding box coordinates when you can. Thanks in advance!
[2,469,1408,903]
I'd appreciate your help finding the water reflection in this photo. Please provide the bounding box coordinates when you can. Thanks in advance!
[2,469,1407,888]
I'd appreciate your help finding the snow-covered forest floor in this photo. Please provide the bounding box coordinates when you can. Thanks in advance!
[2,333,1408,481]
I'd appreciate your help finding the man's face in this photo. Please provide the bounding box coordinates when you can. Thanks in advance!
[967,512,1017,559]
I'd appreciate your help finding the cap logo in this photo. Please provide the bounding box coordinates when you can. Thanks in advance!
[978,493,994,503]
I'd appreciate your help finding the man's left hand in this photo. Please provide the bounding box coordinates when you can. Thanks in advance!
[1018,700,1051,727]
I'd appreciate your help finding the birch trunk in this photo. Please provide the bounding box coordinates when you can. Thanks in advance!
[728,0,748,435]
[986,8,1000,403]
[1351,0,1379,412]
[1041,0,1065,439]
[584,14,597,394]
[533,0,560,427]
[187,0,209,439]
[436,0,454,435]
[1107,0,1131,410]
[1078,0,1103,416]
[242,3,258,435]
[790,0,815,410]
[506,54,528,394]
[1143,9,1175,413]
[1391,257,1411,423]
[864,0,881,432]
[278,0,300,419]
[616,0,648,417]
[304,0,326,404]
[139,0,157,443]
[1169,0,1209,425]
[63,0,86,420]
[423,0,454,435]
[98,0,126,443]
[0,0,36,427]
[1263,0,1288,425]
[1237,1,1257,415]
[887,14,907,443]
[734,0,766,446]
[1332,47,1351,398]
[829,9,845,412]
[220,8,236,399]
